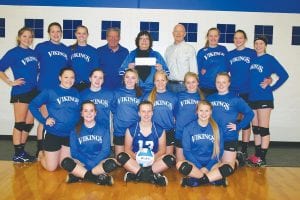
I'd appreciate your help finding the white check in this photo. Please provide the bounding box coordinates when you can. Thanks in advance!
[135,57,156,66]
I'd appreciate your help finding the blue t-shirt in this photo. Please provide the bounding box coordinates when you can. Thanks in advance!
[35,41,71,90]
[249,54,289,101]
[227,47,256,94]
[182,121,224,170]
[0,46,38,95]
[70,44,99,84]
[197,45,229,89]
[70,123,110,170]
[29,86,80,136]
[207,92,254,142]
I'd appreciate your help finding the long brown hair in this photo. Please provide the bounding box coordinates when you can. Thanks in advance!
[204,27,220,48]
[197,100,220,159]
[123,69,143,98]
[75,101,96,136]
[148,71,168,104]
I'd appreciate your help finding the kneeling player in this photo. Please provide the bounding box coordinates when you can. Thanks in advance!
[61,101,117,185]
[117,101,175,186]
[177,100,230,187]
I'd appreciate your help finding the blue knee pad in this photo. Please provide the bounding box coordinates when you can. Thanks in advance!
[178,162,192,176]
[219,164,234,178]
[162,154,176,168]
[14,122,26,132]
[61,157,76,172]
[103,158,118,173]
[116,152,130,166]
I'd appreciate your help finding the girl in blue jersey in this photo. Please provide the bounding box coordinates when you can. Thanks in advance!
[177,100,227,187]
[29,67,80,171]
[0,27,38,163]
[227,30,256,159]
[197,27,229,97]
[116,101,175,186]
[248,36,289,167]
[119,31,169,92]
[70,25,99,91]
[80,68,113,129]
[175,72,203,162]
[61,101,117,185]
[207,73,253,172]
[35,22,71,157]
[145,71,177,155]
[111,69,143,157]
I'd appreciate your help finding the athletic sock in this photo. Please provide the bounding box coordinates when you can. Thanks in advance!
[84,171,98,183]
[241,142,248,154]
[14,144,23,155]
[254,145,261,157]
[260,148,268,161]
[198,174,209,184]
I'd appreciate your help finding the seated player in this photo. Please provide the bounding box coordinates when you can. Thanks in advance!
[61,101,118,185]
[116,100,176,186]
[177,100,228,187]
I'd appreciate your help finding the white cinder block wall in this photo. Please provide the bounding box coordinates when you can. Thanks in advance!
[0,6,299,141]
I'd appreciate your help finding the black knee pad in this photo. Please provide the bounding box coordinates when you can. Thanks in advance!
[219,164,234,178]
[252,126,260,135]
[23,123,34,133]
[61,157,76,172]
[103,158,118,173]
[116,152,130,166]
[14,122,26,132]
[260,127,270,137]
[162,154,176,168]
[178,161,192,176]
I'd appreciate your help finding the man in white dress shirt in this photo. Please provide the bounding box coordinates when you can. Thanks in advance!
[165,24,198,93]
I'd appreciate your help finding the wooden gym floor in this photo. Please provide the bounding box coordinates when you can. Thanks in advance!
[0,161,300,200]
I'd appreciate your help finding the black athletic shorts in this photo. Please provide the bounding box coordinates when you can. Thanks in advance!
[10,88,39,104]
[113,135,125,145]
[175,139,183,148]
[249,100,274,110]
[44,132,70,152]
[224,140,238,152]
[166,129,175,146]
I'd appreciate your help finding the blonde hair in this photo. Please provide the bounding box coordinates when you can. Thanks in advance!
[204,27,220,48]
[184,72,205,100]
[197,100,220,159]
[148,71,168,104]
[71,25,89,50]
[17,27,34,46]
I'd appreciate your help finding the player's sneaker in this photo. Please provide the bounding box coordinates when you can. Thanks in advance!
[22,151,36,162]
[124,172,137,182]
[12,151,35,163]
[153,173,168,186]
[96,174,113,186]
[236,151,246,167]
[248,154,267,167]
[211,177,228,187]
[181,177,200,187]
[66,174,82,183]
